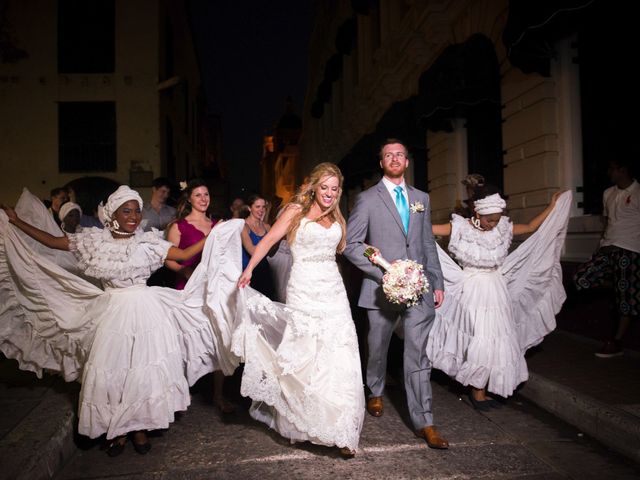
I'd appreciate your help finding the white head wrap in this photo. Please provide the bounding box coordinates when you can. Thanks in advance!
[474,193,506,215]
[59,202,82,222]
[98,185,143,228]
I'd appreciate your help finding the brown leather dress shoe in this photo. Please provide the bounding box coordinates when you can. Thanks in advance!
[339,447,356,458]
[415,426,449,449]
[366,396,384,417]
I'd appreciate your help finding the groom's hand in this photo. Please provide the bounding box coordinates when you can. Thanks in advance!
[434,289,444,309]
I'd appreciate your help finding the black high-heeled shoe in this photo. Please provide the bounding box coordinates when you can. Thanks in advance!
[106,437,127,457]
[468,393,492,412]
[132,441,152,455]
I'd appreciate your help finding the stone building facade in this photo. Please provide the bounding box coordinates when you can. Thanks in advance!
[300,0,635,262]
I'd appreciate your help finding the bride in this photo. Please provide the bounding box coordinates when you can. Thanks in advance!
[236,162,364,457]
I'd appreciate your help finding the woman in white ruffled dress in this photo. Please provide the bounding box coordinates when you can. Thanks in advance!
[236,162,365,457]
[426,187,571,410]
[0,186,216,456]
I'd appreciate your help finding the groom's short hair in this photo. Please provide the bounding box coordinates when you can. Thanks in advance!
[378,138,412,160]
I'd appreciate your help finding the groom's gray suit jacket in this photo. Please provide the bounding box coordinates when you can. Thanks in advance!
[343,180,444,310]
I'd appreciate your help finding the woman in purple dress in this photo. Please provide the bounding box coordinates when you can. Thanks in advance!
[165,179,235,413]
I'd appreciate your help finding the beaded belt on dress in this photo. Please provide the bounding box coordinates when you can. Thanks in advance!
[464,266,498,273]
[298,253,336,263]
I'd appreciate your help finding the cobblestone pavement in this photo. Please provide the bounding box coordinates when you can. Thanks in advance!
[52,371,640,480]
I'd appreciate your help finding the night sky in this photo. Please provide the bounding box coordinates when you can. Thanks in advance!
[189,1,312,197]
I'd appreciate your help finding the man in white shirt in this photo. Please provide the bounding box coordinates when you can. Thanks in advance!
[574,158,640,357]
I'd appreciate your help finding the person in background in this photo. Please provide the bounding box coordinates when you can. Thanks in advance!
[143,177,177,287]
[229,197,246,219]
[454,173,485,218]
[165,179,236,413]
[142,177,176,232]
[59,202,83,234]
[65,186,104,229]
[574,158,639,358]
[48,187,69,227]
[241,194,275,299]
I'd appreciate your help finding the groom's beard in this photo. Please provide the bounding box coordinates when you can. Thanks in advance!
[383,168,405,180]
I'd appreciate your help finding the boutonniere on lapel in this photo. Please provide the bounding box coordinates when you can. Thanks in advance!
[409,201,425,213]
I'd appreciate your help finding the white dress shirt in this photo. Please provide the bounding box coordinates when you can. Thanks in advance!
[382,176,408,205]
[601,179,640,253]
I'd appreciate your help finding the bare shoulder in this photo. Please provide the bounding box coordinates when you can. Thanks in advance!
[274,204,301,225]
[166,221,180,236]
[283,203,303,215]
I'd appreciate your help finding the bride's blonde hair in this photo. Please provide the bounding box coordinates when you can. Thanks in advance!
[285,162,347,253]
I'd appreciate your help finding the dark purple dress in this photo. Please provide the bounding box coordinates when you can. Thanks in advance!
[175,218,217,290]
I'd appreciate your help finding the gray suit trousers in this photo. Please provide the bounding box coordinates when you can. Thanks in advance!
[367,298,436,429]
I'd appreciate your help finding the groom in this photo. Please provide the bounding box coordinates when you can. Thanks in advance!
[343,138,448,449]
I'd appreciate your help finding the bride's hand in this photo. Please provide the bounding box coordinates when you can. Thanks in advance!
[237,269,252,289]
[364,245,381,264]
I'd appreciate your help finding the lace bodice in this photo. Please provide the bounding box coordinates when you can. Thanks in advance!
[289,218,339,264]
[68,228,173,288]
[287,219,345,314]
[448,214,513,269]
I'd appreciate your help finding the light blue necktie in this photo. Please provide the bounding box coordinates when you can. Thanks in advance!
[394,186,409,234]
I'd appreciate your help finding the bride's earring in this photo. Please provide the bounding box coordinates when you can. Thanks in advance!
[472,217,482,230]
[112,219,120,231]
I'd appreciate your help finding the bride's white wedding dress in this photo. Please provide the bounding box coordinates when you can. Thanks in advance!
[232,218,365,451]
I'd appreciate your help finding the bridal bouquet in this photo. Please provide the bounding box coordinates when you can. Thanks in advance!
[364,246,429,307]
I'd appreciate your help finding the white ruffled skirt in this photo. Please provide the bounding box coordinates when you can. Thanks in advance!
[427,268,528,397]
[77,285,191,439]
[427,192,573,397]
